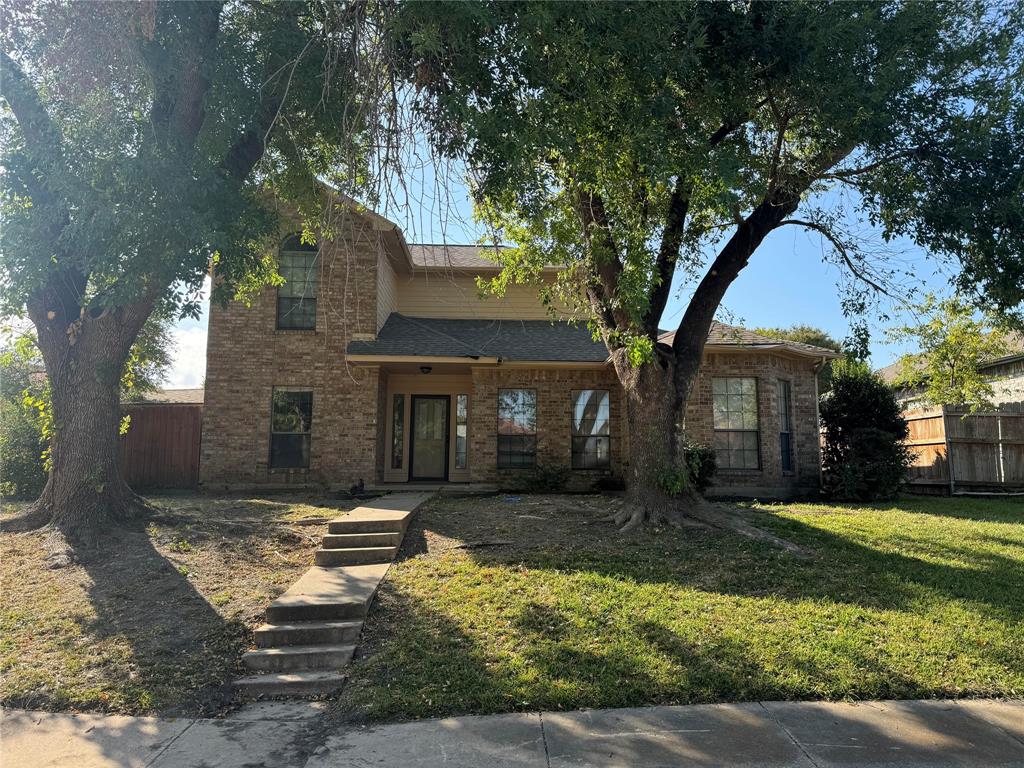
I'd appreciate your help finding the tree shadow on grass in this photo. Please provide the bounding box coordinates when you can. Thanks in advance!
[404,495,1024,618]
[68,518,249,717]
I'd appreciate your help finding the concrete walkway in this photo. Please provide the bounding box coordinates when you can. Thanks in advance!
[3,699,1022,768]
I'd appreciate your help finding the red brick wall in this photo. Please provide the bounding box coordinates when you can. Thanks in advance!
[468,366,625,490]
[685,351,822,497]
[200,222,385,489]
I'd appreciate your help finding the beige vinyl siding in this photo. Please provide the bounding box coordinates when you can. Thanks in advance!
[376,252,398,331]
[395,273,566,320]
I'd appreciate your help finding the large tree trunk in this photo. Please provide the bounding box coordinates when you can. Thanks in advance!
[610,348,695,530]
[34,343,141,535]
[20,274,153,537]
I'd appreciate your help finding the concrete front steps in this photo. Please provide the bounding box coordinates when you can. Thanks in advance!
[234,492,431,699]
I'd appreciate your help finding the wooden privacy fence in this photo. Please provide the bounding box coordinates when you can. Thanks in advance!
[905,405,1024,493]
[119,403,203,489]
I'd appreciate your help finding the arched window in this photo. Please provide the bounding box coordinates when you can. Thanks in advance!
[276,234,319,330]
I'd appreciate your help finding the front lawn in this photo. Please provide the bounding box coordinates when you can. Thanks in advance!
[340,494,1024,721]
[0,493,356,716]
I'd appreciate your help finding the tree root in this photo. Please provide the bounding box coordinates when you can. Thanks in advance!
[603,495,809,556]
[0,502,54,533]
[686,501,812,557]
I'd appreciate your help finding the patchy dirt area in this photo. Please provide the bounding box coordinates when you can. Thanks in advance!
[0,493,356,716]
[400,492,631,557]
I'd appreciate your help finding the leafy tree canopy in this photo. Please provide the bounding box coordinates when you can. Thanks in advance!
[751,325,843,354]
[394,0,1024,355]
[0,0,376,531]
[888,293,1017,412]
[1,0,370,323]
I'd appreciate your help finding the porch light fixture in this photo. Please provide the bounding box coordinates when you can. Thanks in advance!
[420,366,432,374]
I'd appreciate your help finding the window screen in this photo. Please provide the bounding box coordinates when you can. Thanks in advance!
[712,377,759,469]
[571,390,610,469]
[277,235,319,330]
[497,389,536,468]
[270,389,312,468]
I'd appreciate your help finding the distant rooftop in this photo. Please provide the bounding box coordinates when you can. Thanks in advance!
[132,388,205,405]
[878,333,1024,384]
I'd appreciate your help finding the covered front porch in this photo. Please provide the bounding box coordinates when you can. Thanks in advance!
[372,360,478,485]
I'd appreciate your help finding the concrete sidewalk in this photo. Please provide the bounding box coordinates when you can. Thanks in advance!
[3,699,1022,768]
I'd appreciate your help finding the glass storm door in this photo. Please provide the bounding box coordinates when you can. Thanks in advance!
[410,395,450,480]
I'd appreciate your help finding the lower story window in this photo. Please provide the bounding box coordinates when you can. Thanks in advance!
[497,388,536,468]
[712,377,759,469]
[391,394,404,469]
[270,389,312,468]
[455,394,468,469]
[571,389,610,469]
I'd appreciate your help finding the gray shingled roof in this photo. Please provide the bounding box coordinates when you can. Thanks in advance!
[660,322,842,357]
[348,314,609,362]
[351,316,842,364]
[408,244,505,270]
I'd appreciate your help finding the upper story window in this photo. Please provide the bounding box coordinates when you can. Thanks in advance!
[497,388,536,468]
[712,377,760,470]
[277,235,319,330]
[571,390,610,469]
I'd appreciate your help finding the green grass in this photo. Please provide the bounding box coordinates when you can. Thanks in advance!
[341,494,1024,721]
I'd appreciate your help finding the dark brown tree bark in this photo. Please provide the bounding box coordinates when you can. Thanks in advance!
[609,348,687,529]
[18,270,157,536]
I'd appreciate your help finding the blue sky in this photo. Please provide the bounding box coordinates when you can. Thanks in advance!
[164,178,954,388]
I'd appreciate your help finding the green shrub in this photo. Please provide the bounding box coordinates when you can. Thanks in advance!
[0,397,47,499]
[520,462,571,492]
[682,440,717,494]
[819,359,911,501]
[656,440,717,497]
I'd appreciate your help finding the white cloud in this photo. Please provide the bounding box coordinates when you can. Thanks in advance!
[165,325,208,388]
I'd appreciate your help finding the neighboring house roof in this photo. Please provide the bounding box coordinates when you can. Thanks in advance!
[349,316,841,364]
[877,333,1024,384]
[348,314,609,363]
[130,388,205,405]
[659,322,842,359]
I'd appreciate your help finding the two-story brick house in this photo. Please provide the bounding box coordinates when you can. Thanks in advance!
[200,199,839,498]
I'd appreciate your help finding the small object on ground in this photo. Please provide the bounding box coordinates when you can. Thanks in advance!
[349,479,365,497]
[502,495,522,503]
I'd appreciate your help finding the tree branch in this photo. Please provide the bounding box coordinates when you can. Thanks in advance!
[670,190,802,402]
[144,1,224,149]
[821,148,923,180]
[571,187,629,331]
[778,218,894,298]
[0,51,66,162]
[644,177,690,337]
[641,107,764,339]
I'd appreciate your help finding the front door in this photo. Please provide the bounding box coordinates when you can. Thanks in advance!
[410,395,450,481]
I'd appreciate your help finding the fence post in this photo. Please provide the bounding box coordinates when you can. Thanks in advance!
[942,405,955,496]
[997,415,1006,487]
